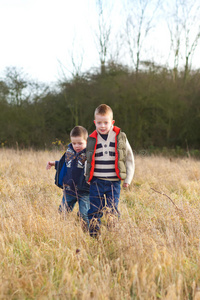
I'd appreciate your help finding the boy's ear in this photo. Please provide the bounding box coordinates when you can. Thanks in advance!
[94,120,96,125]
[112,120,115,125]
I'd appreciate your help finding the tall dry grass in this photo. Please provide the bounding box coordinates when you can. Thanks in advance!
[1,149,200,299]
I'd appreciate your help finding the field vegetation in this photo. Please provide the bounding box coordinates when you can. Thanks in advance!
[1,149,200,299]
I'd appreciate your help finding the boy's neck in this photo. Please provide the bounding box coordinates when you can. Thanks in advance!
[99,133,108,140]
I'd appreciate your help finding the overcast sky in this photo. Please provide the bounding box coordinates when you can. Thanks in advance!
[0,0,200,84]
[0,0,102,83]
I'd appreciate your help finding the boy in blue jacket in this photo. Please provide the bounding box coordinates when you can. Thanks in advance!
[46,126,90,228]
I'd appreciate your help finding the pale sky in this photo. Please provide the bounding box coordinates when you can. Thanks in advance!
[0,0,101,83]
[0,0,200,84]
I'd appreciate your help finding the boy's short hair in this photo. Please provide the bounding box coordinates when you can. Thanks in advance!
[70,126,88,140]
[94,104,113,119]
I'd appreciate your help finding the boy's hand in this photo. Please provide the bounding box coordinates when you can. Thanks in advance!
[46,161,55,170]
[123,183,129,188]
[46,162,52,170]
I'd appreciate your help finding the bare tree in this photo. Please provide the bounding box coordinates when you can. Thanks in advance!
[167,0,181,80]
[125,0,161,74]
[166,0,200,81]
[58,35,84,80]
[95,0,112,74]
[2,67,49,106]
[4,67,29,106]
[58,36,85,126]
[182,1,200,80]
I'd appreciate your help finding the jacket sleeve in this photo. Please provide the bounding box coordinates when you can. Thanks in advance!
[124,139,135,184]
[55,161,59,170]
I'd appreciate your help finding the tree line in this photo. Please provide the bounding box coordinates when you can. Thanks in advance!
[1,0,200,155]
[0,63,200,156]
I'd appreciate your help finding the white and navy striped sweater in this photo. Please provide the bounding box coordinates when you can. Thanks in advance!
[93,129,119,180]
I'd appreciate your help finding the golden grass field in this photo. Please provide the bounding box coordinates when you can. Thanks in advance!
[1,148,200,300]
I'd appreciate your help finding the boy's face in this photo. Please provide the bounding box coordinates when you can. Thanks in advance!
[94,114,115,135]
[71,136,86,153]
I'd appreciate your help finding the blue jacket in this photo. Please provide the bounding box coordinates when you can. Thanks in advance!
[55,143,89,194]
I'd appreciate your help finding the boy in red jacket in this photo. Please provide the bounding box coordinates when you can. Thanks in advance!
[85,104,135,237]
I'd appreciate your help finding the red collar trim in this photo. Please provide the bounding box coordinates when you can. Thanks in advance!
[89,130,98,138]
[113,126,120,135]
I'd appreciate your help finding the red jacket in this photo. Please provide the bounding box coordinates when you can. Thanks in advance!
[86,126,126,182]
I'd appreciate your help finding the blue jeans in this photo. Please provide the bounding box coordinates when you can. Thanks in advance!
[88,178,121,236]
[59,190,90,227]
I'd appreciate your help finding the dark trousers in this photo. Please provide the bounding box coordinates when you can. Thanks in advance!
[59,190,90,227]
[88,178,121,236]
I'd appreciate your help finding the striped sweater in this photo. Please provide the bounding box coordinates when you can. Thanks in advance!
[93,129,118,180]
[86,126,135,184]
